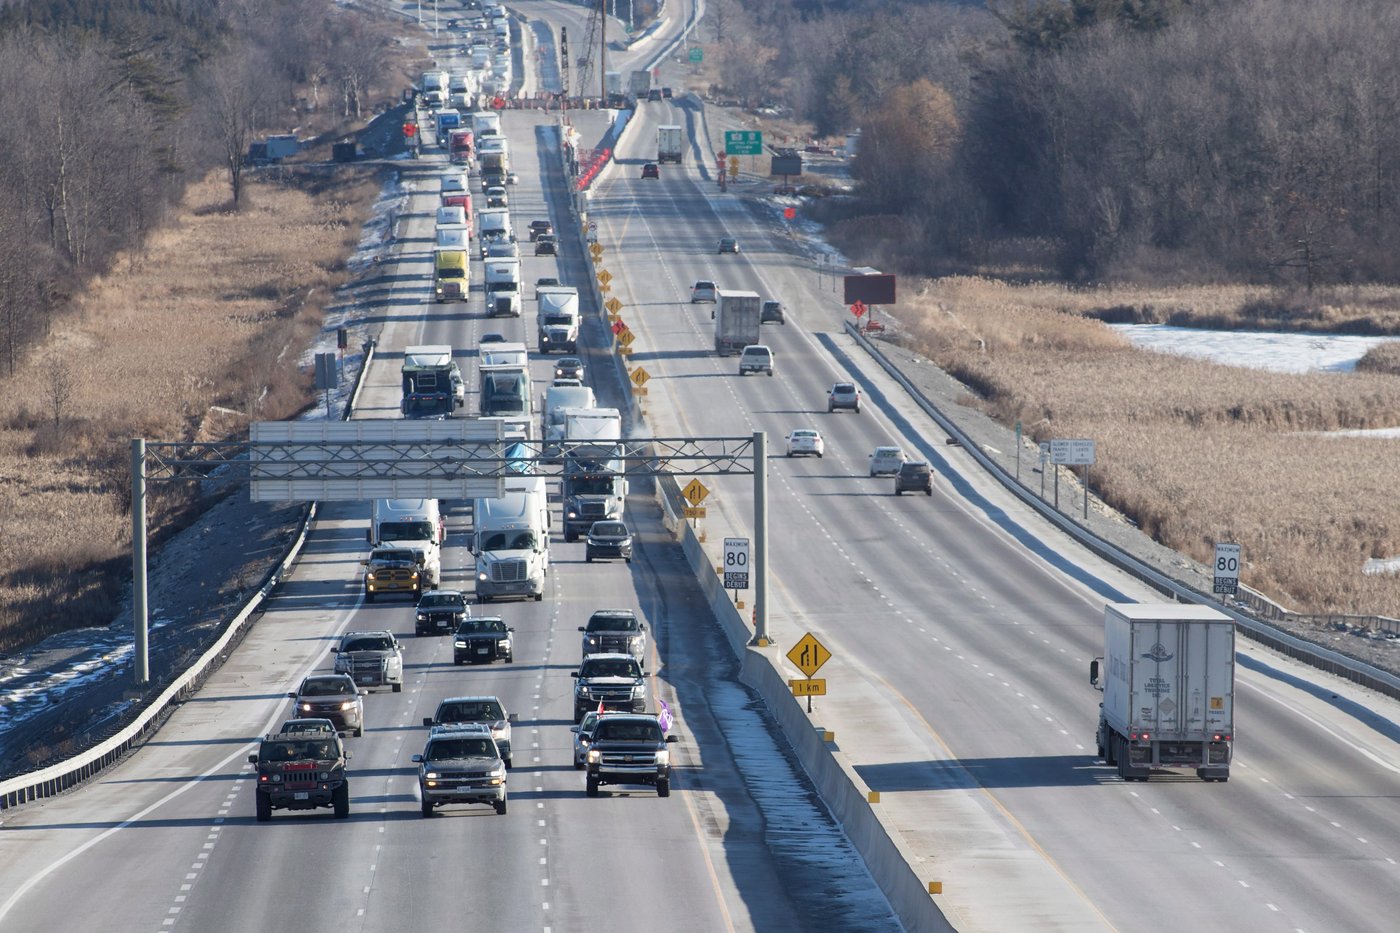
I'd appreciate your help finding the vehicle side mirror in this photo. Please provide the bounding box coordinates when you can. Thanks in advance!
[640,622,647,631]
[508,713,519,723]
[467,533,477,554]
[1089,658,1101,688]
[577,626,586,632]
[411,754,423,763]
[331,647,339,653]
[570,671,580,678]
[508,627,515,632]
[248,754,259,764]
[287,691,297,699]
[423,717,434,727]
[569,726,580,734]
[359,691,368,697]
[344,750,353,760]
[359,559,370,567]
[665,735,679,744]
[366,528,372,543]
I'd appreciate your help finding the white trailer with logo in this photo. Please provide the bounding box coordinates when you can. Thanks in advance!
[1090,603,1235,782]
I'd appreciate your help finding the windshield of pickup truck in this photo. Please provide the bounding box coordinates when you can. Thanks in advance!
[438,700,504,722]
[342,635,394,652]
[427,738,495,760]
[593,721,660,742]
[460,619,508,634]
[587,613,640,632]
[581,659,640,678]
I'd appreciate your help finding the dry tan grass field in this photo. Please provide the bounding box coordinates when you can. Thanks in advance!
[0,168,384,650]
[898,276,1400,616]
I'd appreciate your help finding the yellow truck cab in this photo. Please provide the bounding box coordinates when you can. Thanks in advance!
[434,248,469,302]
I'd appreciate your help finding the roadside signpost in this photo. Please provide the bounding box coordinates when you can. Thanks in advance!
[786,632,832,711]
[1214,543,1241,596]
[723,536,750,595]
[1049,438,1096,517]
[630,367,650,396]
[724,130,762,155]
[682,478,709,522]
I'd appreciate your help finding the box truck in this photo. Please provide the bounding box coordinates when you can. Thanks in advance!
[657,125,683,164]
[1090,603,1235,782]
[713,289,762,356]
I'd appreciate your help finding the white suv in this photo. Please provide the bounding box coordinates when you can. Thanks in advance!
[690,280,718,303]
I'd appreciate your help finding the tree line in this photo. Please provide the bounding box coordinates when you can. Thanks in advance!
[0,0,392,378]
[710,0,1400,285]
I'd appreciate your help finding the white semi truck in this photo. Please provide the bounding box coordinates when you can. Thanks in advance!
[471,490,548,603]
[1090,603,1235,782]
[536,286,580,354]
[561,407,625,542]
[483,257,522,317]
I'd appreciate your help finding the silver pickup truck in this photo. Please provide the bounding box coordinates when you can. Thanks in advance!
[333,630,404,692]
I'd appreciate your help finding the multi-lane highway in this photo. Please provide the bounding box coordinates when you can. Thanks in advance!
[0,9,902,931]
[590,70,1400,932]
[2,3,1399,932]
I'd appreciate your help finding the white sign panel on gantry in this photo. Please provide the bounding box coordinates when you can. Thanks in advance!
[249,419,506,501]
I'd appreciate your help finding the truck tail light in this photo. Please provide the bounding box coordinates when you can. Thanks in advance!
[1132,731,1150,741]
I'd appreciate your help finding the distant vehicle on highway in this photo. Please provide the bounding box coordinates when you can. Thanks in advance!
[554,357,584,381]
[641,162,660,178]
[717,237,739,254]
[760,300,785,324]
[413,723,507,816]
[869,446,905,477]
[534,234,558,256]
[583,713,678,798]
[278,718,341,736]
[528,219,553,241]
[828,382,861,413]
[480,332,507,345]
[249,731,351,821]
[738,343,774,376]
[786,429,824,458]
[288,674,365,737]
[894,460,933,496]
[690,280,718,303]
[585,520,634,564]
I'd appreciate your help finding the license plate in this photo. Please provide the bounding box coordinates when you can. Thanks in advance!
[437,620,449,628]
[477,647,489,654]
[294,792,309,800]
[456,785,472,792]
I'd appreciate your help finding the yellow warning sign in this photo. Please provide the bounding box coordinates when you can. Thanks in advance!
[617,329,635,347]
[682,506,707,519]
[681,479,710,507]
[630,368,651,387]
[605,296,623,314]
[787,633,831,678]
[589,242,604,258]
[728,156,739,179]
[789,678,827,697]
[597,269,613,286]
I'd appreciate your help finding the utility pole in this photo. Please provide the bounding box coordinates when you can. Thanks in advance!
[599,0,607,103]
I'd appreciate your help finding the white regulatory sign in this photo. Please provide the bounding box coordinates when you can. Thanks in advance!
[1213,543,1241,595]
[1050,438,1096,466]
[723,537,750,590]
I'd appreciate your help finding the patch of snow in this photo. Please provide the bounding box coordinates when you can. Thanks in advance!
[1110,323,1399,374]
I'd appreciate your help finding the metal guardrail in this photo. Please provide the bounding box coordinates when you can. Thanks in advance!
[844,322,1400,702]
[0,332,379,810]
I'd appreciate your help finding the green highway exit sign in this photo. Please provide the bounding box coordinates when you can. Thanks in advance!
[724,130,762,155]
[689,47,703,63]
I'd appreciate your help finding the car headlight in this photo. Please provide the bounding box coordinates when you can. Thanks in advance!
[319,771,330,781]
[577,686,592,697]
[586,636,599,647]
[587,749,601,764]
[654,749,669,767]
[454,640,467,648]
[299,702,313,712]
[500,638,511,649]
[632,685,646,698]
[339,701,356,711]
[490,766,506,779]
[566,509,577,519]
[425,771,440,780]
[478,571,489,582]
[271,773,282,783]
[417,613,428,621]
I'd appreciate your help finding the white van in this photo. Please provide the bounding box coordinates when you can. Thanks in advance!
[437,205,468,228]
[369,499,444,587]
[738,344,774,376]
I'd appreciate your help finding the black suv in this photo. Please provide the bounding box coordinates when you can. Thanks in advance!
[287,674,365,737]
[760,300,785,325]
[579,609,646,659]
[415,589,470,636]
[584,714,678,798]
[453,616,515,664]
[895,460,933,496]
[249,732,352,821]
[572,653,647,722]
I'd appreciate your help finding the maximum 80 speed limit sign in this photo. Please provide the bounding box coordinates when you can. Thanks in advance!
[1213,543,1241,595]
[723,537,750,590]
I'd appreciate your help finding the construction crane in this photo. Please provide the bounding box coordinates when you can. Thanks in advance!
[576,0,606,99]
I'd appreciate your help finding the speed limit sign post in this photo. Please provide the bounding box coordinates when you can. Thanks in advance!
[723,537,750,604]
[1213,543,1241,596]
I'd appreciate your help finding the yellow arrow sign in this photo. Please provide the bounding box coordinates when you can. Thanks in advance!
[604,296,623,314]
[681,478,709,507]
[617,329,635,347]
[790,678,827,697]
[787,633,832,678]
[597,269,613,286]
[630,367,651,387]
[589,242,604,258]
